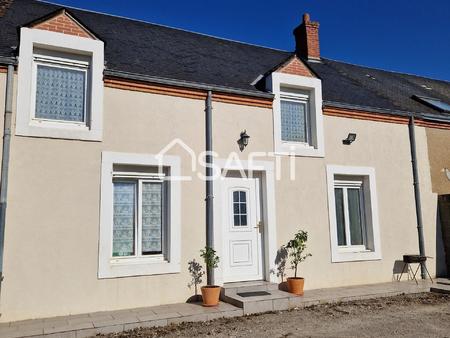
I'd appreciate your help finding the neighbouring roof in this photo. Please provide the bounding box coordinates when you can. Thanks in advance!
[0,0,449,119]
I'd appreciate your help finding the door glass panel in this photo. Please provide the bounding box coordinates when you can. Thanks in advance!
[348,188,364,245]
[232,190,248,226]
[334,188,346,246]
[112,182,136,256]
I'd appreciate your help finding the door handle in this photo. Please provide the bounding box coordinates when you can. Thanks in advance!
[254,221,263,230]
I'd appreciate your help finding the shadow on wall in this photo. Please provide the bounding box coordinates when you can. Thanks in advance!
[437,195,450,277]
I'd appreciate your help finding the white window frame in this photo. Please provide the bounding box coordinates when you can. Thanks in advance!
[334,180,367,252]
[267,72,324,157]
[16,27,104,141]
[99,152,181,278]
[31,49,90,128]
[112,174,167,261]
[326,165,382,262]
[280,91,311,145]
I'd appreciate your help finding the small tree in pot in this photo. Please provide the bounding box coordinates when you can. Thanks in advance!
[200,246,220,306]
[187,259,204,302]
[286,230,311,295]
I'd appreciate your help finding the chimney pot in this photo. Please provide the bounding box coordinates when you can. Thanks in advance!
[303,13,310,23]
[293,13,320,61]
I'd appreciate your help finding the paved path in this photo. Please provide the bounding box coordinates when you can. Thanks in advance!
[0,279,439,338]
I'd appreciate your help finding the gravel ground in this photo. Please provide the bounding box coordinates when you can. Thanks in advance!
[99,293,450,338]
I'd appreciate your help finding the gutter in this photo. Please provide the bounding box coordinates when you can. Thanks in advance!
[324,100,450,124]
[0,57,16,66]
[408,115,427,279]
[205,90,214,285]
[0,64,14,294]
[104,69,274,100]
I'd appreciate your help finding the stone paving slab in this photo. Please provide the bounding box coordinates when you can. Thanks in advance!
[0,280,435,337]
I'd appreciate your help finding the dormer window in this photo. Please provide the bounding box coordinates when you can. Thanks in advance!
[32,49,90,126]
[16,27,104,141]
[280,87,311,145]
[267,72,324,157]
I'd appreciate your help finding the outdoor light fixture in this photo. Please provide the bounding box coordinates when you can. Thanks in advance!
[343,133,357,145]
[445,168,450,181]
[237,130,250,152]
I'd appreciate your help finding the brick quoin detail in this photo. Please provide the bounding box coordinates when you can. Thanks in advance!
[32,12,93,39]
[279,57,314,77]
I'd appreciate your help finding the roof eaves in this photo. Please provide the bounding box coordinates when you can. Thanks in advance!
[324,100,450,123]
[104,69,274,99]
[0,55,16,66]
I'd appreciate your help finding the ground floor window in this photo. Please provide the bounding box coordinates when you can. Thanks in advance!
[326,165,382,262]
[113,177,166,258]
[99,152,181,278]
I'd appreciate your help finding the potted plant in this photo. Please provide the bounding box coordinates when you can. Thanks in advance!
[286,230,311,295]
[200,246,220,306]
[187,259,205,302]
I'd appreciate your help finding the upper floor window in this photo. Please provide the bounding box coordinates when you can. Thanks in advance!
[267,72,324,157]
[280,88,311,144]
[16,27,104,141]
[32,49,90,126]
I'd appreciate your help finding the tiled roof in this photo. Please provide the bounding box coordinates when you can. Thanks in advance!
[0,0,449,118]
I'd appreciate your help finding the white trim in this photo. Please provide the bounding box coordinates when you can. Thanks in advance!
[213,159,277,285]
[16,27,104,141]
[267,72,324,157]
[326,165,382,263]
[98,152,181,278]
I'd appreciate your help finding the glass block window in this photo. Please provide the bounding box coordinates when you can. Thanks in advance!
[280,99,308,143]
[232,190,248,226]
[35,65,86,122]
[112,178,166,258]
[333,180,366,248]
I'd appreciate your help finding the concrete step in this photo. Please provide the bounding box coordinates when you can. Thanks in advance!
[220,281,302,315]
[221,281,278,296]
[430,278,450,294]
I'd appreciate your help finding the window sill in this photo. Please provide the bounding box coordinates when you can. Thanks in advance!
[16,122,102,141]
[331,249,382,263]
[99,258,180,279]
[274,142,325,158]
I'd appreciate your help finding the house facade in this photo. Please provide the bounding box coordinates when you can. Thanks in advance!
[0,0,449,322]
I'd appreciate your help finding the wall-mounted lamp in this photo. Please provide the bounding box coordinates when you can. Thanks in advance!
[343,133,357,145]
[445,168,450,181]
[237,130,250,152]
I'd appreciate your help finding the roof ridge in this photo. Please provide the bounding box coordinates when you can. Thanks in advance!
[321,57,450,84]
[36,0,291,53]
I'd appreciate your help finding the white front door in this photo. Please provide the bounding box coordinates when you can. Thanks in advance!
[221,177,263,282]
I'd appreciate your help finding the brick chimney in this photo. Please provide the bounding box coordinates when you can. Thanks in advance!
[293,13,320,61]
[0,0,14,17]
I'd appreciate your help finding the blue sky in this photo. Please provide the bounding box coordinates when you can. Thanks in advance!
[48,0,450,81]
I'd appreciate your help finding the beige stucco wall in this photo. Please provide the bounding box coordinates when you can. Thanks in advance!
[0,78,438,322]
[425,127,450,195]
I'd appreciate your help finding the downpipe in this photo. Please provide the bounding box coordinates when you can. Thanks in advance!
[408,115,426,279]
[0,64,14,295]
[205,90,214,285]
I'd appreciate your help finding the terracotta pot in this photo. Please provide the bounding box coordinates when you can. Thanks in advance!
[201,285,221,306]
[287,277,305,295]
